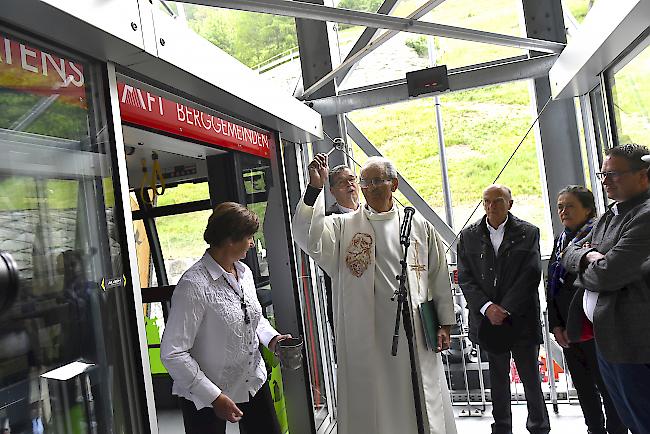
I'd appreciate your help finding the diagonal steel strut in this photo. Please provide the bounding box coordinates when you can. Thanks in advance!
[302,0,449,99]
[188,0,565,55]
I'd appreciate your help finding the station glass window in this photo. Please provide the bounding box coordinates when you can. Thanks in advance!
[610,36,650,147]
[0,30,144,433]
[155,209,212,285]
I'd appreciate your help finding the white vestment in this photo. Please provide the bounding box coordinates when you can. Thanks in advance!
[292,191,457,434]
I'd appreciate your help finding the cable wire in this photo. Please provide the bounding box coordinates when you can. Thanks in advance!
[316,94,554,252]
[443,95,553,253]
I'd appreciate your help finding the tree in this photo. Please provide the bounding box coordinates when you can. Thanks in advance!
[186,5,297,68]
[336,0,383,12]
[187,7,235,56]
[335,0,384,29]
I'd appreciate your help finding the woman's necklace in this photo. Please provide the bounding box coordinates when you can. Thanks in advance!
[223,268,250,325]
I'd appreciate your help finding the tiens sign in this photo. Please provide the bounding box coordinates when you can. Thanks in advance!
[118,82,272,158]
[0,34,86,102]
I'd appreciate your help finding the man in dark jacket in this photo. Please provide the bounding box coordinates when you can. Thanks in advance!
[457,184,549,434]
[562,144,650,434]
[323,165,359,335]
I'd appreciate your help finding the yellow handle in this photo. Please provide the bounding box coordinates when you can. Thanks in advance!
[151,152,166,196]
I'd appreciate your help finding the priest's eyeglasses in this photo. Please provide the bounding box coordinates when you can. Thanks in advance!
[359,177,392,188]
[595,170,639,181]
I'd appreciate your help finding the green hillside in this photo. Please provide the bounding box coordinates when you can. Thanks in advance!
[171,0,604,255]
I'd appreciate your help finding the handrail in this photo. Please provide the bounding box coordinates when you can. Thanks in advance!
[253,46,301,72]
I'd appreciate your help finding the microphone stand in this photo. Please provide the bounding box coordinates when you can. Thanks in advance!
[391,207,425,434]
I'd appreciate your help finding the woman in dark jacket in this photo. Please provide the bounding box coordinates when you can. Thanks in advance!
[547,186,627,434]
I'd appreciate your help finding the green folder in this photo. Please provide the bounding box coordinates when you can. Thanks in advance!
[418,300,439,351]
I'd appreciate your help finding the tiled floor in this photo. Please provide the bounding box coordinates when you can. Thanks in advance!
[452,402,587,433]
[158,402,589,434]
[157,410,242,434]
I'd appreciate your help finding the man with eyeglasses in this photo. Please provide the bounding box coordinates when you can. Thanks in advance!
[562,144,650,434]
[292,154,457,434]
[456,184,549,434]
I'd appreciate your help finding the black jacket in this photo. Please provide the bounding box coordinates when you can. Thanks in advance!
[546,235,580,331]
[457,213,543,347]
[562,190,650,363]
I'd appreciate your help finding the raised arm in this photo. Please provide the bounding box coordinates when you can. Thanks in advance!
[566,208,650,292]
[292,153,340,275]
[561,230,594,275]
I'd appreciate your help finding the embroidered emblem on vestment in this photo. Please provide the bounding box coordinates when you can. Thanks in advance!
[345,233,373,277]
[409,239,427,293]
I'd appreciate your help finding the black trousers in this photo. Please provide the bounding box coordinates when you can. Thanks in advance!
[564,340,627,434]
[596,346,650,434]
[488,345,550,434]
[180,382,281,434]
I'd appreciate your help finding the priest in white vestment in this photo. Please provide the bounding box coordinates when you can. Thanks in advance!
[292,154,457,434]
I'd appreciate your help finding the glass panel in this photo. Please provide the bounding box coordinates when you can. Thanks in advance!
[589,84,608,154]
[240,153,329,431]
[130,193,153,288]
[564,0,601,24]
[0,31,139,433]
[347,80,554,253]
[155,182,209,207]
[610,38,650,147]
[240,154,271,283]
[342,34,524,91]
[183,5,298,69]
[417,0,525,36]
[339,0,527,90]
[156,209,212,285]
[296,252,331,431]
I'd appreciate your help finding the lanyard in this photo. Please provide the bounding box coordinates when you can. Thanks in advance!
[223,275,250,325]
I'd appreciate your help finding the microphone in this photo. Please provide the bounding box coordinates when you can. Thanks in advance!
[400,207,415,246]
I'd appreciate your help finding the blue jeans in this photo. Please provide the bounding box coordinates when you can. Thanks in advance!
[596,346,650,434]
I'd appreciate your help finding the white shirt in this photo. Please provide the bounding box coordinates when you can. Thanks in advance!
[160,252,279,408]
[487,217,508,255]
[481,217,509,315]
[337,203,356,213]
[582,206,618,322]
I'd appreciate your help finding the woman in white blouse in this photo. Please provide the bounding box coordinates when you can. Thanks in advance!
[161,202,290,434]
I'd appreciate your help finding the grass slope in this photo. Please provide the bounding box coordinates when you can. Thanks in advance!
[154,0,600,257]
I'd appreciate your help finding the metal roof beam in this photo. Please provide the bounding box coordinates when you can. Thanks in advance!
[309,54,558,116]
[336,0,401,84]
[186,0,564,53]
[302,0,447,99]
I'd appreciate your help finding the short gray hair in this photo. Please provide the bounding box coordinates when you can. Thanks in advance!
[329,164,351,186]
[362,156,398,179]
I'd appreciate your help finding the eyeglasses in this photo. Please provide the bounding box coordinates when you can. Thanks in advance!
[595,170,638,181]
[333,175,358,187]
[359,177,392,188]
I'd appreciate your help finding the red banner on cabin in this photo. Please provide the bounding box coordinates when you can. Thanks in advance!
[117,82,272,158]
[0,34,86,106]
